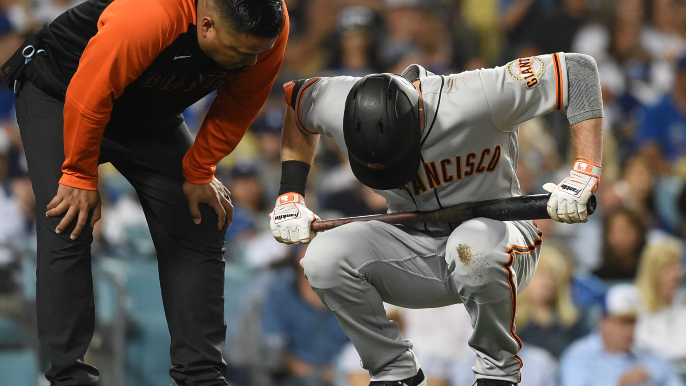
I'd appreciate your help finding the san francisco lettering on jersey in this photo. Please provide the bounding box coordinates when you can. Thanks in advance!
[410,145,502,196]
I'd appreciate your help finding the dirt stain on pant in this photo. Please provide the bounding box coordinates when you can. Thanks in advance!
[457,243,476,265]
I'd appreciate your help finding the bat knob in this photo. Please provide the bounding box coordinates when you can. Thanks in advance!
[587,195,597,216]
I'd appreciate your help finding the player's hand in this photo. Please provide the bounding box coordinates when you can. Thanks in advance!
[269,192,319,244]
[618,367,649,386]
[183,178,233,230]
[46,184,101,240]
[544,159,601,224]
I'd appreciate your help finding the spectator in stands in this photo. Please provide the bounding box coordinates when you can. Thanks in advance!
[378,0,422,70]
[516,246,588,359]
[593,208,647,280]
[261,245,349,386]
[403,305,473,386]
[636,54,686,174]
[250,102,286,202]
[0,128,25,293]
[498,0,551,61]
[531,0,588,54]
[617,154,656,220]
[560,284,684,386]
[340,306,405,386]
[223,162,266,244]
[635,238,686,364]
[412,5,452,75]
[324,6,378,77]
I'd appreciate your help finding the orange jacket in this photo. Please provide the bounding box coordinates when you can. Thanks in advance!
[55,0,289,190]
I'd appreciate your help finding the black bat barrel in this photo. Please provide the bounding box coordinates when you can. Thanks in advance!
[471,193,597,222]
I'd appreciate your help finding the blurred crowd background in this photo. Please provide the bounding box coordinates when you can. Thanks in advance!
[1,0,686,385]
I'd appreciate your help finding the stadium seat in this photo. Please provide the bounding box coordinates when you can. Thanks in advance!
[0,315,23,347]
[98,258,170,386]
[0,349,38,386]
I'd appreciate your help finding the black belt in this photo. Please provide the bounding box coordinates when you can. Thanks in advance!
[1,34,68,102]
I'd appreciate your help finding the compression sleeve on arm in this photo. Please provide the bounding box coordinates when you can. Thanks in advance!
[565,53,603,126]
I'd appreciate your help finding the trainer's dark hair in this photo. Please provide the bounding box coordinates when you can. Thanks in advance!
[212,0,285,39]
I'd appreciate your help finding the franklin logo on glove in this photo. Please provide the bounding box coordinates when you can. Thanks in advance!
[274,212,300,221]
[269,192,320,244]
[544,159,601,224]
[559,184,581,195]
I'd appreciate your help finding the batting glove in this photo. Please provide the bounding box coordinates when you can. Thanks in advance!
[269,193,319,244]
[544,159,601,224]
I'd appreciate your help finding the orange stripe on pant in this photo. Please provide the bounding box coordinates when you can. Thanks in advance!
[503,226,543,383]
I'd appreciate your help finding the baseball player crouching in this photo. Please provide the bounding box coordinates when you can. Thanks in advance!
[269,53,603,386]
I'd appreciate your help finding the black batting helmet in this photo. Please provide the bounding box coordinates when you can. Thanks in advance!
[343,73,421,190]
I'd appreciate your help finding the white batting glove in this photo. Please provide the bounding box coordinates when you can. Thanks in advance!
[269,193,319,244]
[544,159,601,224]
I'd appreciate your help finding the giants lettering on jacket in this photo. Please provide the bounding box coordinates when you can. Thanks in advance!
[407,145,501,196]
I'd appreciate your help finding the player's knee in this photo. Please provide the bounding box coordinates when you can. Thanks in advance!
[446,218,508,285]
[301,222,370,288]
[302,232,349,288]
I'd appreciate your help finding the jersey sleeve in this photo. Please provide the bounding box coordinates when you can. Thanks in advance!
[290,76,360,138]
[60,0,194,190]
[182,9,289,184]
[479,52,569,132]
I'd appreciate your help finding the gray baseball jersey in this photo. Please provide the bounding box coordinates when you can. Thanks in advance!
[293,53,568,233]
[293,53,576,383]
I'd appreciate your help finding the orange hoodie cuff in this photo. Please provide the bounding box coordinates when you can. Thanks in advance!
[59,173,99,191]
[182,165,216,185]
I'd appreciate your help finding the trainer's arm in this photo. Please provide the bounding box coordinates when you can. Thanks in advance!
[47,0,192,239]
[182,12,289,185]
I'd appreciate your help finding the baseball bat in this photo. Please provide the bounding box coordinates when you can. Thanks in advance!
[311,193,597,232]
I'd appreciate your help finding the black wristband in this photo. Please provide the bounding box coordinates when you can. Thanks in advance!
[279,160,311,196]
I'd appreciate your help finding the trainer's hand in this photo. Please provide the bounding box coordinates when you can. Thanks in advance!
[545,159,601,224]
[269,193,319,244]
[46,184,101,240]
[183,178,233,230]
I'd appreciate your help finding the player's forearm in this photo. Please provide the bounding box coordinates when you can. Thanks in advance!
[278,106,319,196]
[281,105,319,165]
[571,117,603,165]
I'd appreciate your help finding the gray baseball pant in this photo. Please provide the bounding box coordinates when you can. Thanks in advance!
[301,218,542,383]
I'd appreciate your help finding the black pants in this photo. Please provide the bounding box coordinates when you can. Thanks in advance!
[15,82,229,386]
